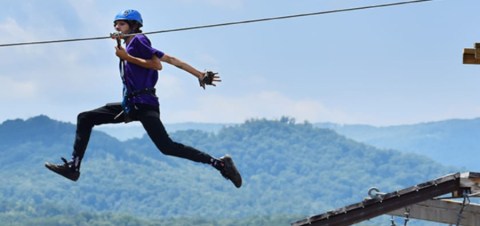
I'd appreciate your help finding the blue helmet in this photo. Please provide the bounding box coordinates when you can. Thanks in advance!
[114,9,143,26]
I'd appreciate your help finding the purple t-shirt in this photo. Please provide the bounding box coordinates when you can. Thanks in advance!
[123,34,164,106]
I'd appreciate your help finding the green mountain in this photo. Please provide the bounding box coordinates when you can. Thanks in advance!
[316,118,480,171]
[0,116,457,225]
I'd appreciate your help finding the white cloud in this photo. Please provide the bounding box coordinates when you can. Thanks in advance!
[161,90,353,123]
[0,17,29,42]
[0,76,38,100]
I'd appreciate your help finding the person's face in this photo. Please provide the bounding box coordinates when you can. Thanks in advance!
[114,20,131,33]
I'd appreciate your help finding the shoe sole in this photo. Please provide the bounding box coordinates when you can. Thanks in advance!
[45,162,80,182]
[221,155,242,188]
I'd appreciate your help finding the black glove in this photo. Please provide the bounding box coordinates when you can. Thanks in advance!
[199,71,220,89]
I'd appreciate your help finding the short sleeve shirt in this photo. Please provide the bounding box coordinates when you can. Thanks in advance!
[123,34,164,106]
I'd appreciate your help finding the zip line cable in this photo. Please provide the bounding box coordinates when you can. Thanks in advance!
[0,0,435,48]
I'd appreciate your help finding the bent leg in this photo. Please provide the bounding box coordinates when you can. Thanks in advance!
[72,103,124,160]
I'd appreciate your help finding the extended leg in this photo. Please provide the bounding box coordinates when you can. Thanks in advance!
[138,109,242,188]
[139,111,212,163]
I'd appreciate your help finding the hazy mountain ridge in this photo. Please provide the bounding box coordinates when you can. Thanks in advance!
[100,118,480,171]
[315,118,480,171]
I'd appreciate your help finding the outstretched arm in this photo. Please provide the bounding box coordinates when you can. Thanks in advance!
[160,54,221,89]
[159,54,203,79]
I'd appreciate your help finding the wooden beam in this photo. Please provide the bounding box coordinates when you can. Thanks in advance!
[291,173,462,226]
[291,172,480,226]
[475,43,480,59]
[389,199,480,225]
[463,48,480,64]
[459,172,480,196]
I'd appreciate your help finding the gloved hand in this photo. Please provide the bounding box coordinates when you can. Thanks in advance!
[199,71,221,89]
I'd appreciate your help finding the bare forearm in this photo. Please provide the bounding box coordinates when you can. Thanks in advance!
[161,55,203,79]
[176,62,203,79]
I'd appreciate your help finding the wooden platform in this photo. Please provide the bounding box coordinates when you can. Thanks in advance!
[292,172,480,226]
[389,199,480,225]
[463,43,480,64]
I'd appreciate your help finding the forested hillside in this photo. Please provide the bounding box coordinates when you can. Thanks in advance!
[317,118,480,171]
[0,116,457,225]
[101,118,480,172]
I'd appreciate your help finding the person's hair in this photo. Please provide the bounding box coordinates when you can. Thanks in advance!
[127,21,142,33]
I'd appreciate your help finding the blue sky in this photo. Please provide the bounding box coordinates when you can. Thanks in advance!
[0,0,479,126]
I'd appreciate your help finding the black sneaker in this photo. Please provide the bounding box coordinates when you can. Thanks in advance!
[219,155,242,188]
[45,157,80,182]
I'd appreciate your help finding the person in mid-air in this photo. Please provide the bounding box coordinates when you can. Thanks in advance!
[45,9,242,188]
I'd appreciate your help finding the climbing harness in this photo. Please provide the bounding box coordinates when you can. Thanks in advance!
[126,87,156,99]
[111,32,130,121]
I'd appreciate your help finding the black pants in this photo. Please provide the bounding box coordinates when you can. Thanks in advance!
[72,103,213,166]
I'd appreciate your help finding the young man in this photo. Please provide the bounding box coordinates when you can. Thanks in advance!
[45,9,242,188]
